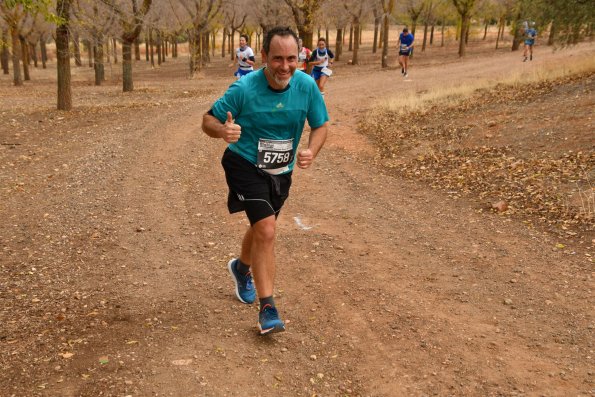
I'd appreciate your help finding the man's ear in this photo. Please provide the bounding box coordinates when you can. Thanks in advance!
[261,49,267,64]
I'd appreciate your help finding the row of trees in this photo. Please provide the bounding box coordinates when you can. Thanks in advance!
[1,0,592,110]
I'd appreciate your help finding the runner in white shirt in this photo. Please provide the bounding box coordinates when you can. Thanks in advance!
[230,34,256,79]
[308,37,334,96]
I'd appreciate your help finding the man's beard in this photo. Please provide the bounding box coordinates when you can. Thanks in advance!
[267,68,293,88]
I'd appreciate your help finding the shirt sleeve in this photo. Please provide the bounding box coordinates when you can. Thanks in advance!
[210,82,244,123]
[309,50,317,63]
[327,49,335,59]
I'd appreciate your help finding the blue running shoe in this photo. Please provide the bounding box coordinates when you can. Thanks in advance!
[258,304,285,335]
[227,258,256,304]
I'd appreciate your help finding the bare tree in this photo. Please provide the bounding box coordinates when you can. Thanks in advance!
[342,0,372,65]
[405,0,426,36]
[451,0,477,56]
[72,0,116,85]
[380,0,395,68]
[171,0,220,74]
[0,2,25,85]
[283,0,325,50]
[1,27,9,74]
[56,0,72,110]
[101,0,153,92]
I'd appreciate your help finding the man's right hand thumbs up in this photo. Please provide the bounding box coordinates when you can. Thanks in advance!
[222,111,241,143]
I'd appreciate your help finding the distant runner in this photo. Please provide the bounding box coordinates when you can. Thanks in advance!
[523,22,537,62]
[397,27,414,78]
[230,34,256,79]
[297,38,312,73]
[309,37,334,96]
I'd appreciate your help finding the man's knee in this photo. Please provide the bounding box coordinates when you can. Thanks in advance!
[251,216,276,243]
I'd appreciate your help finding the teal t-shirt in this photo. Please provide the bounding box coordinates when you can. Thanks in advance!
[211,68,329,173]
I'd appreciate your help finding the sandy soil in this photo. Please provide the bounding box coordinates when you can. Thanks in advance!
[1,37,594,397]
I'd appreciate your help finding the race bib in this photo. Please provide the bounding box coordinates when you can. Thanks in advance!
[400,44,409,51]
[257,138,294,174]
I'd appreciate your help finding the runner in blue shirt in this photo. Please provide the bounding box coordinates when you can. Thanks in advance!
[523,22,537,62]
[397,27,414,78]
[202,27,329,336]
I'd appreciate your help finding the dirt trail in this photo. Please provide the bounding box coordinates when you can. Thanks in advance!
[1,43,593,397]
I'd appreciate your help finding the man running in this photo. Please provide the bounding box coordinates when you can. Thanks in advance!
[397,27,414,78]
[523,22,537,62]
[309,37,334,95]
[230,34,255,79]
[297,38,311,73]
[202,27,329,335]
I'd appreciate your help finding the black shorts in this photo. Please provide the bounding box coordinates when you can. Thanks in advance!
[399,50,411,57]
[221,148,292,225]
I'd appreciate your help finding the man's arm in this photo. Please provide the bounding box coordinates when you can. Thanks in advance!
[297,122,328,169]
[202,111,241,143]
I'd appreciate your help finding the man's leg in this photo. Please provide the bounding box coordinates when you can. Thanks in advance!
[249,215,285,335]
[240,228,253,266]
[523,45,528,61]
[398,55,404,73]
[318,75,328,94]
[250,215,276,298]
[403,57,409,77]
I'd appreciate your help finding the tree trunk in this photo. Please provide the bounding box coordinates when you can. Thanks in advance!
[222,27,227,57]
[511,10,523,51]
[430,24,435,45]
[465,21,470,44]
[73,32,82,66]
[496,19,502,49]
[10,27,22,85]
[122,40,134,92]
[106,37,111,63]
[352,21,360,65]
[113,38,118,64]
[162,35,167,62]
[548,20,556,46]
[348,24,353,51]
[230,30,235,61]
[40,37,47,69]
[483,21,488,40]
[1,28,10,74]
[94,35,104,85]
[86,40,93,67]
[19,37,30,81]
[422,22,429,51]
[373,16,380,53]
[135,37,141,60]
[149,30,154,67]
[381,13,390,68]
[56,0,72,110]
[30,40,38,67]
[335,28,343,61]
[458,13,470,57]
[441,19,445,47]
[145,33,150,61]
[156,31,162,65]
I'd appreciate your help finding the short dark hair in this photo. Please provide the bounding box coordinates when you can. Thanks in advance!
[263,26,299,54]
[403,27,409,33]
[318,37,326,43]
[240,34,249,42]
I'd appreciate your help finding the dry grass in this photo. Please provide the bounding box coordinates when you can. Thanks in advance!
[377,52,595,114]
